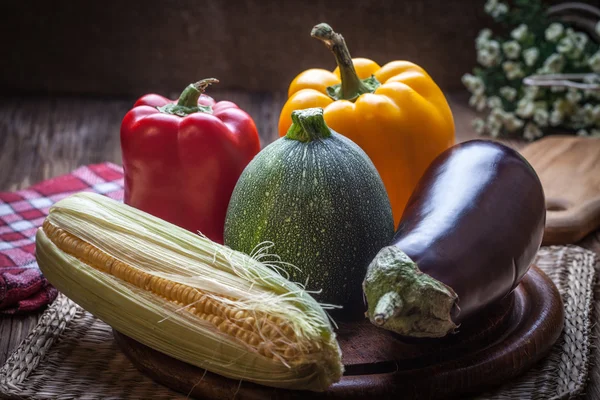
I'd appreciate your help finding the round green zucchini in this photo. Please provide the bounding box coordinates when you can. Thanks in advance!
[224,108,394,318]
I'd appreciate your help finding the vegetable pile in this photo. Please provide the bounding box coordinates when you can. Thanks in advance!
[35,21,549,393]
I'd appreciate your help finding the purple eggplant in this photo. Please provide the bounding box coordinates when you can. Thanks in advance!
[363,140,546,338]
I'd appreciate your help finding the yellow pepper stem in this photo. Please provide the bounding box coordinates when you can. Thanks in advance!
[311,23,380,102]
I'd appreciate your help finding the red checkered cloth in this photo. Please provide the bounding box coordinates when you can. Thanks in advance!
[0,163,124,314]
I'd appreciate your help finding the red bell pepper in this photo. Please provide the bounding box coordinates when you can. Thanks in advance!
[120,78,260,243]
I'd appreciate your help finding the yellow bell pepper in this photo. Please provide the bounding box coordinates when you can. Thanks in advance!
[278,24,455,226]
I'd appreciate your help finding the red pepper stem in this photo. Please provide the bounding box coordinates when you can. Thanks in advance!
[177,78,220,108]
[311,23,373,101]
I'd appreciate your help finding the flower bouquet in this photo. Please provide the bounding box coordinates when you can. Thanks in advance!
[463,0,600,140]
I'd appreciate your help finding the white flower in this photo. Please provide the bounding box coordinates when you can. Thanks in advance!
[560,29,585,59]
[478,40,502,67]
[523,122,543,141]
[580,104,595,125]
[476,29,492,48]
[554,98,572,115]
[542,53,565,73]
[570,103,596,126]
[484,0,498,13]
[487,96,503,109]
[503,113,524,132]
[502,61,524,80]
[502,41,521,59]
[462,73,485,95]
[533,108,549,127]
[545,23,564,42]
[492,3,509,18]
[566,88,583,104]
[516,98,535,118]
[552,97,577,123]
[557,36,574,55]
[499,86,517,102]
[469,94,487,111]
[485,0,509,18]
[573,32,588,51]
[472,118,486,135]
[478,51,494,67]
[489,107,505,120]
[588,51,600,73]
[486,115,503,137]
[488,125,502,138]
[523,48,540,67]
[511,24,528,42]
[488,40,501,52]
[523,86,539,100]
[550,110,563,126]
[577,129,589,136]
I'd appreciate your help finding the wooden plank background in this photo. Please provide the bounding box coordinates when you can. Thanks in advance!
[2,0,491,95]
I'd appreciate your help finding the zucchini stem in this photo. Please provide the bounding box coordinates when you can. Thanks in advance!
[285,108,332,142]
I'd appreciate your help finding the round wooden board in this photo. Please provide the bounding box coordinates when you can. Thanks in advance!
[114,266,564,400]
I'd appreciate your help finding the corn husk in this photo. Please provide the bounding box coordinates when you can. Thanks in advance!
[35,192,343,391]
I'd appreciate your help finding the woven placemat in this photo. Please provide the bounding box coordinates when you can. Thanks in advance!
[0,245,596,400]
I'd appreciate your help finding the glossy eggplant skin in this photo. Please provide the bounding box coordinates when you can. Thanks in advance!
[392,140,545,323]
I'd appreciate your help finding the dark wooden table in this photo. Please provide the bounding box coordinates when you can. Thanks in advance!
[1,91,599,398]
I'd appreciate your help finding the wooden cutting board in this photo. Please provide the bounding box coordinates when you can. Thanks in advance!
[115,266,563,400]
[520,136,600,245]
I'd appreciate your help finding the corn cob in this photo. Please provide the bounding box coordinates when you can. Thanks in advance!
[35,192,343,391]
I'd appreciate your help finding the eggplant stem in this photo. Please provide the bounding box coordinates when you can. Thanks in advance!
[364,246,459,338]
